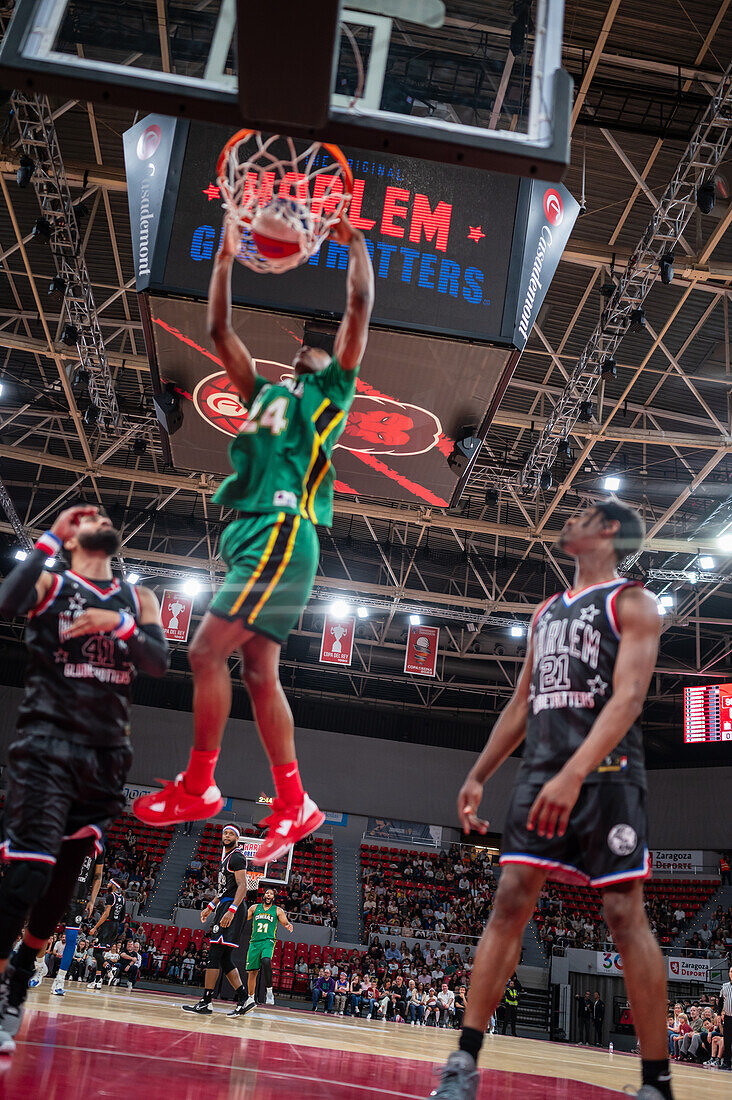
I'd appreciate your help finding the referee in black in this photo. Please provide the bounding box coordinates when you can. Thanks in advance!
[720,964,732,1071]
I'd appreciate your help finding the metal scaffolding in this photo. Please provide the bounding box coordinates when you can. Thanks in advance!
[515,61,732,492]
[10,92,120,427]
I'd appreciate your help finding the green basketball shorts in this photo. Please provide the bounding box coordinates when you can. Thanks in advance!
[209,512,320,644]
[246,938,275,971]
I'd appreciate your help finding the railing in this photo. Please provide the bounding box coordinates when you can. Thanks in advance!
[550,940,730,960]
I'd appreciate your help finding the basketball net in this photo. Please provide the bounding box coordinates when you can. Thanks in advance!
[246,868,264,893]
[216,131,353,274]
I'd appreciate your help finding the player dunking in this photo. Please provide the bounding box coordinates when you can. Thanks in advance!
[182,824,250,1016]
[135,212,374,866]
[235,887,293,1015]
[0,506,168,1053]
[431,500,674,1100]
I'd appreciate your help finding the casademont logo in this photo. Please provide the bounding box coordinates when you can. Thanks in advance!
[517,188,565,343]
[135,125,163,278]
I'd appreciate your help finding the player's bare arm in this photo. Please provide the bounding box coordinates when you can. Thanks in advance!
[247,903,257,921]
[527,586,661,840]
[332,214,375,372]
[220,866,249,928]
[207,218,257,403]
[86,862,104,917]
[276,907,294,933]
[457,633,534,835]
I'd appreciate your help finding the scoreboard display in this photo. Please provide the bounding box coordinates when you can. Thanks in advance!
[683,684,732,743]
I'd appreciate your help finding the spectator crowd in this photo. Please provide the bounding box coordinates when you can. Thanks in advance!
[361,844,496,941]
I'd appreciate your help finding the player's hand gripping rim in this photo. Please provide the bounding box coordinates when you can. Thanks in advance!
[457,775,489,836]
[526,769,583,839]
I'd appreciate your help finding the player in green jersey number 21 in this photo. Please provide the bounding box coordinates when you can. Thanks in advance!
[135,210,374,866]
[235,888,293,1015]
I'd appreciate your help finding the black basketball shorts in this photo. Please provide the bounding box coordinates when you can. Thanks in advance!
[208,898,246,949]
[1,732,133,866]
[500,780,650,888]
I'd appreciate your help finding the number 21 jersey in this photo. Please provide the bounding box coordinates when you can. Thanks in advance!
[213,358,357,528]
[520,579,646,789]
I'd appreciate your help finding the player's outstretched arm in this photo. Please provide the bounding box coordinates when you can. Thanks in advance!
[86,859,105,917]
[457,633,534,835]
[0,504,97,618]
[207,218,257,403]
[277,907,294,933]
[526,586,661,840]
[333,214,374,372]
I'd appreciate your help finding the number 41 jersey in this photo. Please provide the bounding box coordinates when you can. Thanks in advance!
[213,357,357,528]
[17,570,140,747]
[520,579,646,789]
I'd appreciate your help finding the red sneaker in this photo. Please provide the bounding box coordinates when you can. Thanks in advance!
[133,773,224,826]
[252,794,325,865]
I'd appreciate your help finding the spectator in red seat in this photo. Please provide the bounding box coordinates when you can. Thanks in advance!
[424,988,440,1027]
[334,973,349,1016]
[438,982,456,1028]
[312,966,336,1013]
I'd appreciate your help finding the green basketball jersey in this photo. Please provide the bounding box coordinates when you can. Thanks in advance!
[250,903,278,943]
[213,357,358,528]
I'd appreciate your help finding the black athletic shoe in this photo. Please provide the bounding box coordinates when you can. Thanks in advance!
[228,996,256,1017]
[182,999,213,1015]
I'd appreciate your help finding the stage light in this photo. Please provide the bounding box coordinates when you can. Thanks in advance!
[629,308,646,330]
[510,624,524,638]
[447,431,480,475]
[83,404,99,427]
[660,252,675,285]
[484,488,499,507]
[16,156,34,188]
[330,599,350,618]
[604,475,621,492]
[539,469,553,491]
[409,614,421,626]
[31,216,52,243]
[578,401,594,423]
[14,549,28,561]
[357,606,369,619]
[599,280,616,298]
[699,556,714,570]
[659,594,674,607]
[557,439,572,461]
[61,323,79,347]
[132,439,147,456]
[183,578,201,597]
[718,534,732,553]
[601,356,617,378]
[48,275,66,297]
[685,571,699,585]
[697,180,716,214]
[126,572,140,585]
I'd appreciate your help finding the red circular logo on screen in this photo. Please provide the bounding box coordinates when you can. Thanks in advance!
[137,124,162,161]
[193,373,248,437]
[543,188,563,226]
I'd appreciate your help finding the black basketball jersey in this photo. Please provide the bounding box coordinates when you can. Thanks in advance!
[109,891,126,923]
[217,846,248,901]
[16,570,141,746]
[65,852,102,926]
[520,579,646,788]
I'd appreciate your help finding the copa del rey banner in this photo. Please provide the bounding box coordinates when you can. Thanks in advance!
[404,624,440,676]
[320,614,355,666]
[161,590,194,643]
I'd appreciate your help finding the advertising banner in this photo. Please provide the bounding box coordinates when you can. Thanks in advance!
[596,951,624,976]
[651,850,704,873]
[668,957,709,982]
[320,614,355,667]
[404,624,439,676]
[161,590,194,643]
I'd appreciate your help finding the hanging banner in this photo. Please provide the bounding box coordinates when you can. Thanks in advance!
[668,957,709,982]
[161,590,194,643]
[320,614,355,666]
[404,624,440,676]
[596,951,624,976]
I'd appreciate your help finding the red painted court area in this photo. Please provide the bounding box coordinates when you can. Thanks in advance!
[0,1010,624,1099]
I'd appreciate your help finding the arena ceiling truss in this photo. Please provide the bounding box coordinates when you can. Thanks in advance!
[1,1,732,763]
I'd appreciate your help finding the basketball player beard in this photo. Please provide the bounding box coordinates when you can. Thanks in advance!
[76,526,121,556]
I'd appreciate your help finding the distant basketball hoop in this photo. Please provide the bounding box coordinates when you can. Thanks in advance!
[216,131,353,274]
[246,868,264,893]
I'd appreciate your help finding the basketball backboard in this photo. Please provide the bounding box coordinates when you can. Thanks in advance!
[0,0,572,178]
[238,836,292,887]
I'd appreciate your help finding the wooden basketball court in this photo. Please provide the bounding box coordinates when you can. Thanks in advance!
[0,984,727,1098]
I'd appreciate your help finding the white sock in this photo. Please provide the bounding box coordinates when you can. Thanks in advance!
[245,995,255,1003]
[57,970,67,981]
[267,988,273,996]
